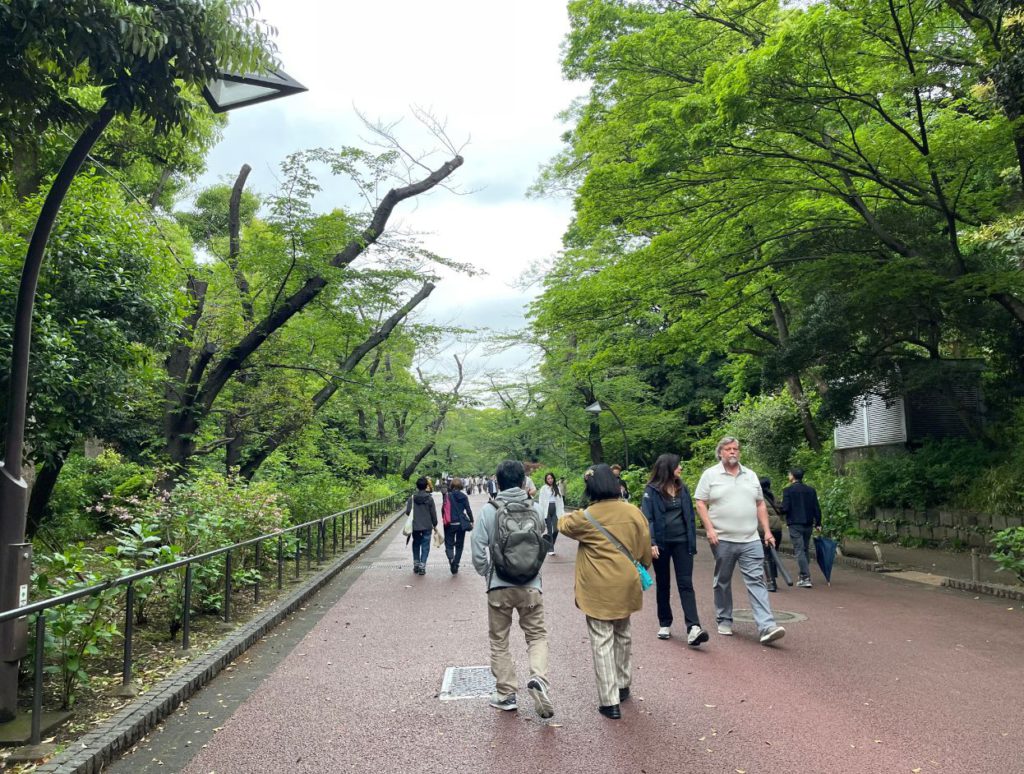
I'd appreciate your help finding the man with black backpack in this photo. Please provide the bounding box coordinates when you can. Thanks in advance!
[470,459,554,720]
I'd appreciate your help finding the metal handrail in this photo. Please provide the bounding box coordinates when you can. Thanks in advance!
[2,491,406,745]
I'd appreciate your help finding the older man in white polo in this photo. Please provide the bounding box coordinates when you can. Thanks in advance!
[694,437,785,645]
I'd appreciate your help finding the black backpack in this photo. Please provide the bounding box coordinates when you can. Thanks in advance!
[488,498,548,584]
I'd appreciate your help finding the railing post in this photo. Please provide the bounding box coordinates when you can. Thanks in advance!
[122,582,135,688]
[224,551,232,624]
[306,525,312,570]
[277,536,284,590]
[332,516,338,554]
[182,563,192,650]
[254,541,262,604]
[30,613,44,746]
[295,537,301,579]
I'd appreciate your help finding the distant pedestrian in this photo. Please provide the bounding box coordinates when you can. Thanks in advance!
[538,472,564,555]
[486,475,498,497]
[558,464,652,720]
[471,460,554,719]
[694,437,785,645]
[641,454,708,646]
[523,471,538,499]
[611,464,630,501]
[759,478,785,592]
[443,478,474,575]
[780,467,822,588]
[405,476,438,575]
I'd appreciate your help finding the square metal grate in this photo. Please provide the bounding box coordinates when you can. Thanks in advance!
[439,666,495,700]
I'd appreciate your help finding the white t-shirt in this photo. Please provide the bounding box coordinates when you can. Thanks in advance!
[693,462,763,543]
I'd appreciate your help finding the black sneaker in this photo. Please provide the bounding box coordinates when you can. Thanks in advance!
[489,692,517,711]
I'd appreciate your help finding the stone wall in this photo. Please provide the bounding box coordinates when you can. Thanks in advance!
[858,507,1024,547]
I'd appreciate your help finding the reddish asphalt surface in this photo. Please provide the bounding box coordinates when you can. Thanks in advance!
[148,491,1021,774]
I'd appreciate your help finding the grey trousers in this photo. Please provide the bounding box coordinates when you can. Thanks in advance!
[712,540,777,634]
[789,524,813,578]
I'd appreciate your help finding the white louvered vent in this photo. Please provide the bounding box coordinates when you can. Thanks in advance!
[834,395,907,449]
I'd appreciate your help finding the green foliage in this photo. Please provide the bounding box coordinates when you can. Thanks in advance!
[32,544,123,709]
[847,441,991,513]
[725,393,805,478]
[990,527,1024,584]
[42,450,155,544]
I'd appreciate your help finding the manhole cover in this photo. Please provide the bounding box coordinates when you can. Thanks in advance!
[439,666,494,701]
[732,609,807,624]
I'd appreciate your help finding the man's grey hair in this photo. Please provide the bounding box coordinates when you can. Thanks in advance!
[715,436,740,460]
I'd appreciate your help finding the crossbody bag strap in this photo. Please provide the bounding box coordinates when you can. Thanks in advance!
[584,509,637,564]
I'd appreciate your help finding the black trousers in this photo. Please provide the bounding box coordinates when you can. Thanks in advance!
[763,529,783,579]
[545,502,558,552]
[652,541,701,630]
[444,525,466,568]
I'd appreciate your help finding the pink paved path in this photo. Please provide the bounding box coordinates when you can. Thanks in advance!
[169,492,1022,774]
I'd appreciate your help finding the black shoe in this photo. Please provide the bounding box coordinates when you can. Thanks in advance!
[768,578,778,592]
[598,704,621,719]
[618,687,630,702]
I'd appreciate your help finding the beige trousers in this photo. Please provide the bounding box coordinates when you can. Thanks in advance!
[486,586,549,697]
[586,615,632,707]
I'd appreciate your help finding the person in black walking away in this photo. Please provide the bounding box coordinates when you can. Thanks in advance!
[406,476,438,575]
[759,478,785,592]
[444,477,474,574]
[780,467,822,588]
[641,453,709,647]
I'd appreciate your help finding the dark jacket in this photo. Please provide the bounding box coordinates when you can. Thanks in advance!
[641,483,698,556]
[406,490,438,531]
[447,490,474,530]
[780,482,822,527]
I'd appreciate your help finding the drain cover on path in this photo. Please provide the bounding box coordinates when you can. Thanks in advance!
[733,609,807,624]
[439,666,495,700]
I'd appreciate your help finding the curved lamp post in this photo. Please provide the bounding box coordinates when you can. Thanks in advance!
[0,68,306,723]
[584,400,629,470]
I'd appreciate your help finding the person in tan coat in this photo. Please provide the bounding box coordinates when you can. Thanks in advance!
[558,464,653,720]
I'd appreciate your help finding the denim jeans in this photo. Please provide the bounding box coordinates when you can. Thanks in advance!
[411,529,431,566]
[789,524,814,578]
[712,540,777,634]
[652,541,701,630]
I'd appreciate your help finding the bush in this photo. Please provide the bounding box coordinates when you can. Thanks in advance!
[990,527,1024,584]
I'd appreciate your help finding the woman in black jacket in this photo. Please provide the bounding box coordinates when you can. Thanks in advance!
[641,454,708,646]
[406,476,438,575]
[443,477,474,575]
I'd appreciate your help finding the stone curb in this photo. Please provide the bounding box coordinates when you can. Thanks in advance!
[942,578,1024,601]
[35,509,405,774]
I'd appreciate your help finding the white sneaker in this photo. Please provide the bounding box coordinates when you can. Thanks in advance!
[527,677,554,719]
[717,622,733,636]
[687,625,709,646]
[657,626,671,640]
[759,625,786,645]
[797,577,813,588]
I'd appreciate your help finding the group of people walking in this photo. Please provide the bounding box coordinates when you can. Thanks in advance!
[405,437,822,722]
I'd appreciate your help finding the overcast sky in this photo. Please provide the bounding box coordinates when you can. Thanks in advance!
[196,1,586,384]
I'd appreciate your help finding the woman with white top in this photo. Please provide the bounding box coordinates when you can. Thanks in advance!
[538,472,565,555]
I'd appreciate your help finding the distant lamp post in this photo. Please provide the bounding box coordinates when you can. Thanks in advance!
[584,400,629,470]
[202,69,307,113]
[0,65,305,725]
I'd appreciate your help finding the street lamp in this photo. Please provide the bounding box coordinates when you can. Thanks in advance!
[0,67,306,724]
[584,400,629,470]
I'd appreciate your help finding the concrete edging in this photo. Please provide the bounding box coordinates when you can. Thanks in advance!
[35,509,405,774]
[942,577,1024,601]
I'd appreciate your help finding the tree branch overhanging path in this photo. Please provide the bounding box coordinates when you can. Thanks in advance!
[163,150,464,477]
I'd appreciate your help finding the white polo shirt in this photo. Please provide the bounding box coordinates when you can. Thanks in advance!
[693,462,763,543]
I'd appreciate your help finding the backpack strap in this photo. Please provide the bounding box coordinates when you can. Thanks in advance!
[584,509,638,565]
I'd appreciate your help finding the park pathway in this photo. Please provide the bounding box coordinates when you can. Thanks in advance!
[108,491,1023,774]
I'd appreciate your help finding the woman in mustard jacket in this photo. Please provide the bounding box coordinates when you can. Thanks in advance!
[558,464,652,720]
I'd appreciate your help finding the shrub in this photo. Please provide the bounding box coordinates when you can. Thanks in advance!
[990,527,1024,584]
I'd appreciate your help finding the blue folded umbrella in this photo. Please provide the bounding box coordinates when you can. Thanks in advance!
[814,535,838,585]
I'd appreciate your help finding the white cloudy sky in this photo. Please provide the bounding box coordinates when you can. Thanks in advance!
[196,1,586,383]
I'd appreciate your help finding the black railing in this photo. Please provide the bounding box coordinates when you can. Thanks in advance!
[0,492,406,745]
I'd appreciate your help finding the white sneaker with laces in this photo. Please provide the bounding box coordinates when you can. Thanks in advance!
[759,625,786,645]
[717,622,733,636]
[657,626,671,640]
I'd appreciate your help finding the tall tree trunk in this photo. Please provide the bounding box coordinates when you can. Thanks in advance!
[26,455,67,538]
[770,291,822,452]
[401,355,465,480]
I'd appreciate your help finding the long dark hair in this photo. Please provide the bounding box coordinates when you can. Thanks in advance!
[544,472,559,497]
[647,453,682,497]
[760,477,777,509]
